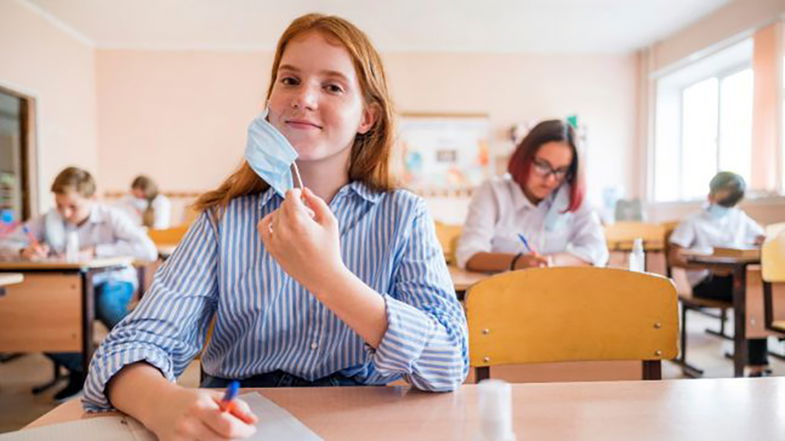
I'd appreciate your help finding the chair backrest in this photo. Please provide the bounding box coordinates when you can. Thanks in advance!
[766,222,785,239]
[614,198,644,222]
[465,267,678,381]
[148,225,190,246]
[761,229,785,334]
[434,221,462,264]
[762,230,785,283]
[604,222,665,251]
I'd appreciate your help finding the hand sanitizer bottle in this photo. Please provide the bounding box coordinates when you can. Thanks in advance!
[65,230,79,262]
[629,237,645,272]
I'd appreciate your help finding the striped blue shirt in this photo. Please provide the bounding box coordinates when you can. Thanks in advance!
[83,182,469,411]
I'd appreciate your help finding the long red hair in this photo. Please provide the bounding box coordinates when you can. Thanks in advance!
[194,13,396,214]
[507,120,584,212]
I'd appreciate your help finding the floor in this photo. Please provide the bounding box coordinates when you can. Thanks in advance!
[1,311,783,434]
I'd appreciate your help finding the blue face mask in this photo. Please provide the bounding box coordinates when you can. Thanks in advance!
[707,204,731,219]
[244,107,299,197]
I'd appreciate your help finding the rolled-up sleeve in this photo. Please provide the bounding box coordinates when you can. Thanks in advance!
[455,181,498,269]
[566,204,609,266]
[369,199,469,391]
[83,211,219,411]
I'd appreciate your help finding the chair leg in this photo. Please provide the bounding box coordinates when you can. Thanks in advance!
[475,367,490,383]
[642,361,661,380]
[32,361,67,394]
[671,304,704,377]
[705,308,733,340]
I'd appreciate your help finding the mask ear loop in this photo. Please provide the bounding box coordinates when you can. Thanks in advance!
[290,162,303,189]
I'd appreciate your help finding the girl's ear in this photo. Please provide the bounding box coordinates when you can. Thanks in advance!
[357,103,379,135]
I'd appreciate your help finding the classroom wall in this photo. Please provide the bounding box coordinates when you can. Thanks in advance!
[650,0,785,74]
[0,0,98,214]
[95,49,637,216]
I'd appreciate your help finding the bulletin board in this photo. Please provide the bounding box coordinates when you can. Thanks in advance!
[395,113,490,192]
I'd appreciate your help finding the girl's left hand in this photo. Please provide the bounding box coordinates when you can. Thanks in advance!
[258,187,348,295]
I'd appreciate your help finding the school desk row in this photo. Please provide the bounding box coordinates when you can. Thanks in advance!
[1,254,783,386]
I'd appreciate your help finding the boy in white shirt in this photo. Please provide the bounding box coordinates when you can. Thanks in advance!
[669,171,766,375]
[0,167,158,400]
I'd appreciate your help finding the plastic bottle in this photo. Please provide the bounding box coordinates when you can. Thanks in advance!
[475,379,516,441]
[629,237,645,272]
[65,230,79,262]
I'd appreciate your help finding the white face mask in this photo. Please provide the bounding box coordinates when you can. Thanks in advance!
[707,204,731,219]
[244,107,299,197]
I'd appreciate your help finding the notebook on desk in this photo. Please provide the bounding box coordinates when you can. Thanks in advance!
[0,393,322,441]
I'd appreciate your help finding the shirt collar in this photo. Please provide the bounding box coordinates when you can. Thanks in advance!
[84,204,105,224]
[258,181,385,209]
[506,175,556,211]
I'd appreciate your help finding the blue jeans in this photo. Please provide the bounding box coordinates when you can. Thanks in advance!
[47,280,135,373]
[201,370,364,388]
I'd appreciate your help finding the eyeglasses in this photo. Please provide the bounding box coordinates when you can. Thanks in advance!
[531,158,570,181]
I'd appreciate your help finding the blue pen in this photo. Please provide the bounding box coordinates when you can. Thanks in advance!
[21,225,40,248]
[517,233,537,254]
[219,380,240,413]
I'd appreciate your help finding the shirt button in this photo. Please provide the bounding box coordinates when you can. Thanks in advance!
[310,342,318,350]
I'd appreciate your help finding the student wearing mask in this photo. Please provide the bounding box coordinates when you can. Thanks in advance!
[118,175,172,229]
[456,120,608,272]
[0,166,157,400]
[83,14,468,441]
[669,171,767,376]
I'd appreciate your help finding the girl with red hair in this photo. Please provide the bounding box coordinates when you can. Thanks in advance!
[456,119,608,272]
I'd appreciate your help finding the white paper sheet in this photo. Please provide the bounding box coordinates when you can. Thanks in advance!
[0,392,322,441]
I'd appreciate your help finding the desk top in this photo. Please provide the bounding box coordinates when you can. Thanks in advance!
[448,265,490,292]
[26,378,785,440]
[0,273,23,286]
[606,239,665,252]
[686,254,760,266]
[0,256,134,271]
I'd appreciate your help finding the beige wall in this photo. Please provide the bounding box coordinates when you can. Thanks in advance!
[651,0,785,74]
[95,50,272,192]
[0,0,98,214]
[96,49,637,209]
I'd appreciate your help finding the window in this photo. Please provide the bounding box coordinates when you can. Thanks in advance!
[653,39,753,202]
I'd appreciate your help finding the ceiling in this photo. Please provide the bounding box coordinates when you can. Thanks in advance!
[24,0,732,53]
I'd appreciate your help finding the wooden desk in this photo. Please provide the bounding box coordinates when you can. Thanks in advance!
[0,257,133,379]
[26,378,785,440]
[686,254,760,377]
[449,265,490,298]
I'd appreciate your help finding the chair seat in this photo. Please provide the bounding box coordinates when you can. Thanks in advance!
[678,294,732,309]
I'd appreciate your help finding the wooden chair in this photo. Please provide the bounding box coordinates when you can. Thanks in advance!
[464,267,678,381]
[434,221,462,264]
[148,225,190,247]
[604,221,665,252]
[663,221,733,377]
[762,226,785,336]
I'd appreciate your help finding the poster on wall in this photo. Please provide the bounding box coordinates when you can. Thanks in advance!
[395,113,490,194]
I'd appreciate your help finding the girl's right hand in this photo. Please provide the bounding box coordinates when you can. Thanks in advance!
[20,244,49,260]
[145,386,258,441]
[514,253,550,269]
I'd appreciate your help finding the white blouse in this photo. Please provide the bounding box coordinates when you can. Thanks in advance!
[455,175,608,269]
[117,194,172,229]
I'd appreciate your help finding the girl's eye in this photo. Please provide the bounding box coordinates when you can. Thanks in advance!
[325,83,344,93]
[281,76,299,85]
